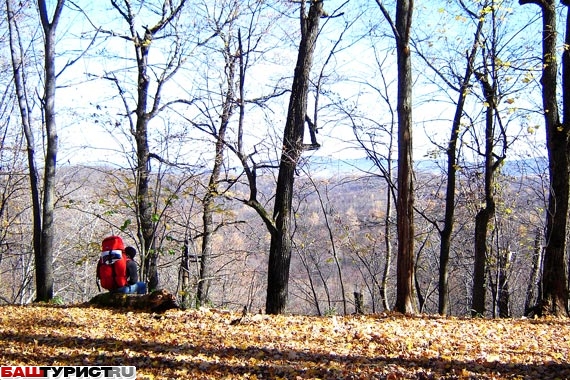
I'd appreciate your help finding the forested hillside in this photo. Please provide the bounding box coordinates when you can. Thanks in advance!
[0,160,548,317]
[1,0,567,319]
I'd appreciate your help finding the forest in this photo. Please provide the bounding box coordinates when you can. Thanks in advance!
[0,0,569,319]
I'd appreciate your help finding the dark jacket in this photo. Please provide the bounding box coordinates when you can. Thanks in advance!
[126,259,139,285]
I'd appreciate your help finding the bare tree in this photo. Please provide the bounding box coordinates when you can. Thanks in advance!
[524,228,542,315]
[413,0,485,316]
[193,1,259,308]
[5,0,42,302]
[101,0,188,290]
[6,0,66,301]
[341,44,397,312]
[165,0,287,308]
[375,0,416,314]
[265,0,325,314]
[470,67,506,316]
[35,0,67,302]
[519,0,569,317]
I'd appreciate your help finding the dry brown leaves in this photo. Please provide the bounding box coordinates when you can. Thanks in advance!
[0,305,569,379]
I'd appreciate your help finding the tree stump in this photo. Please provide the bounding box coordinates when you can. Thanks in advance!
[89,289,179,313]
[354,292,364,314]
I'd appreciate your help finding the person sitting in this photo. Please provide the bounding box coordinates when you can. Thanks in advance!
[114,246,147,295]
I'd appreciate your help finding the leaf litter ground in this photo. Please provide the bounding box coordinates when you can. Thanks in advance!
[0,305,569,379]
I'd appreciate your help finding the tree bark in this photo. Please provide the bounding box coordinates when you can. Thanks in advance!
[34,0,66,302]
[198,35,235,307]
[6,0,43,300]
[89,289,179,313]
[134,28,157,291]
[354,292,364,314]
[266,0,323,315]
[497,249,511,318]
[520,0,569,317]
[472,208,491,316]
[381,195,393,312]
[179,240,192,308]
[438,11,484,316]
[524,229,542,315]
[393,0,416,314]
[471,71,497,317]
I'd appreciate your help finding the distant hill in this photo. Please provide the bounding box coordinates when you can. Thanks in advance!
[303,155,549,177]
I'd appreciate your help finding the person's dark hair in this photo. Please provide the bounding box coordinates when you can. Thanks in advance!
[125,246,137,259]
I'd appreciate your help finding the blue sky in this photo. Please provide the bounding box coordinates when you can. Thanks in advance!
[31,0,549,172]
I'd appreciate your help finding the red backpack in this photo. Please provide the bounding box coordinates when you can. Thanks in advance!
[96,235,128,291]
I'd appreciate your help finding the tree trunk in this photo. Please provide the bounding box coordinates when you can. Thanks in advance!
[109,1,187,292]
[6,0,43,300]
[89,289,179,313]
[520,0,569,317]
[197,199,214,306]
[472,208,491,316]
[34,0,65,302]
[381,144,395,313]
[393,0,416,314]
[438,13,484,316]
[381,193,392,311]
[497,249,511,318]
[266,0,323,315]
[524,229,542,315]
[197,35,236,307]
[354,292,364,314]
[134,34,158,290]
[197,104,228,307]
[311,180,347,314]
[471,71,497,317]
[179,240,192,308]
[298,251,322,316]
